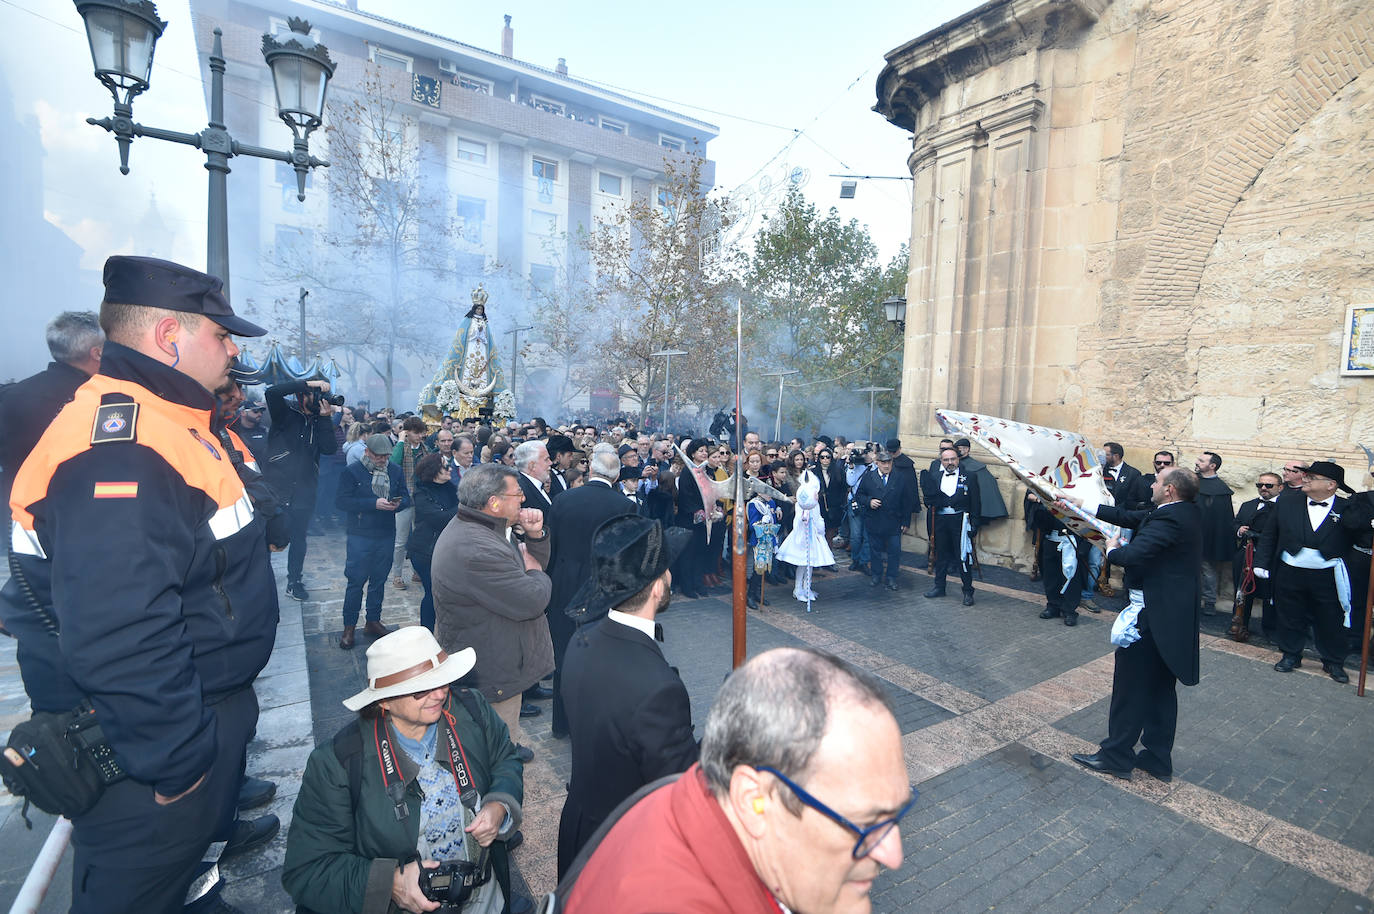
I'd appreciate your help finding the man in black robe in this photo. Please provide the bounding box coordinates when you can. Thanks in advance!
[1194,451,1235,615]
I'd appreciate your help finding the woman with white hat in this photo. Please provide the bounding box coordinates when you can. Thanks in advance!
[283,627,528,914]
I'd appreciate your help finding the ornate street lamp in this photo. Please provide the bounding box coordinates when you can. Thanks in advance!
[74,2,334,296]
[882,295,907,331]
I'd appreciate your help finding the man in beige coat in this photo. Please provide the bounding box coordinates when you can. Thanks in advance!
[433,462,553,761]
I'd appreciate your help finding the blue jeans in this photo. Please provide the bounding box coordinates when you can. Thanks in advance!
[868,531,903,583]
[410,551,434,632]
[343,534,391,626]
[847,507,870,566]
[1081,545,1103,599]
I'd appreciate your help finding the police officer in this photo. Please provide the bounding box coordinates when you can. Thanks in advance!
[5,256,279,913]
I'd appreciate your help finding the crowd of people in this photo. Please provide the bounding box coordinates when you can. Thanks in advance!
[0,254,1369,914]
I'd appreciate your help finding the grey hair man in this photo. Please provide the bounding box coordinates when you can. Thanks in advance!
[589,442,621,483]
[0,311,106,506]
[561,647,911,913]
[433,462,551,760]
[514,438,553,516]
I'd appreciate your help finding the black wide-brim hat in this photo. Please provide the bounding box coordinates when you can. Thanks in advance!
[565,515,691,625]
[1302,460,1354,494]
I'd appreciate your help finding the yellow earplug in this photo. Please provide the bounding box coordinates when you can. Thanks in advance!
[753,798,765,814]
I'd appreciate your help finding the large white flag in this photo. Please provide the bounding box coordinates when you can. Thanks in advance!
[935,409,1121,544]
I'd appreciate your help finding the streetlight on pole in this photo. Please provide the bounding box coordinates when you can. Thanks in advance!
[74,3,335,298]
[650,349,687,432]
[853,386,894,442]
[762,370,799,443]
[505,324,534,410]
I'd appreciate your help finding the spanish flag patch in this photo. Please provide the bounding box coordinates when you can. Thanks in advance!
[93,481,139,499]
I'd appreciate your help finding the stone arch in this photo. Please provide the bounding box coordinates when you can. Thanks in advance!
[1130,12,1374,308]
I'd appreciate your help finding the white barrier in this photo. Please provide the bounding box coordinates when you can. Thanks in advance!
[8,816,71,914]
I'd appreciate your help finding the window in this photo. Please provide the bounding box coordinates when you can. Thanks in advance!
[659,134,685,153]
[529,264,556,293]
[597,172,622,196]
[532,157,559,182]
[457,197,486,244]
[599,117,626,135]
[370,47,412,72]
[457,138,487,164]
[455,73,492,95]
[530,95,564,116]
[531,210,558,236]
[274,225,314,264]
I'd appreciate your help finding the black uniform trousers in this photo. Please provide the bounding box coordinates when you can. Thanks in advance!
[1274,564,1349,666]
[70,687,258,914]
[284,489,316,585]
[1098,626,1178,775]
[1039,534,1087,617]
[1348,549,1371,655]
[931,512,973,594]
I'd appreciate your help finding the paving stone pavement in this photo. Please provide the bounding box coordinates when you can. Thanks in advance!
[3,525,1373,912]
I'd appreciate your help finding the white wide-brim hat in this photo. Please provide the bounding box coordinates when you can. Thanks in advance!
[342,626,476,712]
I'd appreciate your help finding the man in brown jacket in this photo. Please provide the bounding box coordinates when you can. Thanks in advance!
[433,462,553,762]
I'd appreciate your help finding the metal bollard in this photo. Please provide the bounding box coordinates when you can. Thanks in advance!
[9,816,71,914]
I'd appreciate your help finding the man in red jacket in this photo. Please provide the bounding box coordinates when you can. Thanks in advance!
[561,647,912,914]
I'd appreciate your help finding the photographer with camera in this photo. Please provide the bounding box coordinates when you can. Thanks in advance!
[284,627,529,914]
[265,378,340,601]
[844,442,876,575]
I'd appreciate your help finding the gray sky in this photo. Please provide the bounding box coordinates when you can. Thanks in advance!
[0,0,980,378]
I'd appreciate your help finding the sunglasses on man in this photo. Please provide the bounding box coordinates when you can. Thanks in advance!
[1256,483,1277,490]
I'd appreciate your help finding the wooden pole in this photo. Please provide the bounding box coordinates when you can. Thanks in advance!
[732,298,747,669]
[1358,547,1374,696]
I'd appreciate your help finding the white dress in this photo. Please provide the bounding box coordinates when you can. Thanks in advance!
[776,470,836,608]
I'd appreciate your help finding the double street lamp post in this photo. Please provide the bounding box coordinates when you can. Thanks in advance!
[651,349,687,432]
[761,369,799,443]
[74,1,336,297]
[854,386,894,442]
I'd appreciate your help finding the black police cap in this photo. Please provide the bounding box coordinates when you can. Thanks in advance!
[102,255,267,337]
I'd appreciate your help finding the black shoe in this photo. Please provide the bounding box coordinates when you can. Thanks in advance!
[870,577,881,587]
[847,562,863,572]
[237,775,277,813]
[886,582,899,591]
[285,580,308,601]
[760,594,770,606]
[1071,752,1131,780]
[1063,613,1078,627]
[1274,656,1302,673]
[1082,600,1102,614]
[519,703,542,718]
[1324,663,1350,684]
[962,593,975,606]
[1134,759,1172,783]
[524,685,554,701]
[746,597,759,610]
[1039,608,1061,619]
[221,814,280,859]
[923,587,945,599]
[515,744,534,763]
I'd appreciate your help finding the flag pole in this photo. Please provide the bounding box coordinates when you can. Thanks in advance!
[733,296,748,669]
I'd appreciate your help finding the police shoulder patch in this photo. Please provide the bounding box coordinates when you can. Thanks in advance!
[91,397,139,445]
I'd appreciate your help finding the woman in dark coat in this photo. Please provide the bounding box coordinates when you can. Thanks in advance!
[813,445,849,544]
[670,438,716,599]
[407,452,458,631]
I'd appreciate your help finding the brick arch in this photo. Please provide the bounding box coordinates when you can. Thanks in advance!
[1130,12,1374,308]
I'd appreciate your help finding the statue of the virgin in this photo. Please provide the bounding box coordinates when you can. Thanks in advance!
[419,285,513,420]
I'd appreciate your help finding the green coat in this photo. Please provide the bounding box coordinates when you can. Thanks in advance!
[283,691,524,914]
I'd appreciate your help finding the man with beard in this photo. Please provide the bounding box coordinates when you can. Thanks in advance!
[556,514,696,877]
[1194,451,1235,615]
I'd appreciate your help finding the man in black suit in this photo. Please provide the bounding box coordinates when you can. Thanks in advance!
[1070,466,1202,781]
[1102,442,1144,507]
[1232,472,1282,640]
[557,514,698,878]
[542,445,635,738]
[546,433,579,498]
[1255,461,1359,683]
[922,445,982,604]
[859,448,919,591]
[514,439,553,518]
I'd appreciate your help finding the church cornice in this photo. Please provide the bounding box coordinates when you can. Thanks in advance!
[874,0,1109,133]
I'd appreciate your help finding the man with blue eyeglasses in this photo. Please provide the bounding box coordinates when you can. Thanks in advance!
[556,646,912,913]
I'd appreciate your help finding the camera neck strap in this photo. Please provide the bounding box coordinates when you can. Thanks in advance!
[372,703,479,822]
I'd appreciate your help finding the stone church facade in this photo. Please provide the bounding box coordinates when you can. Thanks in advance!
[876,0,1373,566]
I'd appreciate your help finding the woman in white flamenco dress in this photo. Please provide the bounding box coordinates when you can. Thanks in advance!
[775,468,835,610]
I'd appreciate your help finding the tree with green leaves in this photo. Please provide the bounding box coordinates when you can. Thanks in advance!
[744,187,907,436]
